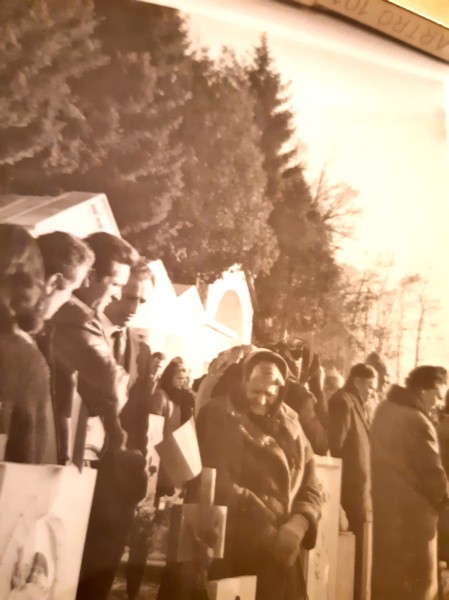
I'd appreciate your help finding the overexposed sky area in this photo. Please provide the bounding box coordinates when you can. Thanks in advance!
[148,0,449,367]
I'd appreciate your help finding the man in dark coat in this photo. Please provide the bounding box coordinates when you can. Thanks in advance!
[194,349,322,600]
[49,232,146,600]
[51,231,139,461]
[328,362,376,600]
[436,391,449,564]
[371,365,449,600]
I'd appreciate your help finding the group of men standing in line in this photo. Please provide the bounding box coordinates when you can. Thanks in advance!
[1,221,449,600]
[328,360,449,600]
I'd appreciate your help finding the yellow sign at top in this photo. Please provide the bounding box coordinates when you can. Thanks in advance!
[387,0,449,28]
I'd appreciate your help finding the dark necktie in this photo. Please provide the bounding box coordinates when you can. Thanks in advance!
[112,328,127,366]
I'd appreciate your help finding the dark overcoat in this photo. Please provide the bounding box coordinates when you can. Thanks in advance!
[328,384,371,529]
[284,380,328,456]
[371,385,448,600]
[0,329,57,464]
[328,383,371,600]
[195,394,322,600]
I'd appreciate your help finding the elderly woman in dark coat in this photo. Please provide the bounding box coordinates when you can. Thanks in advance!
[371,365,449,600]
[0,224,56,464]
[195,349,322,600]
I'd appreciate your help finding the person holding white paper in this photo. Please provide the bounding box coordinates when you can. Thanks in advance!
[195,349,322,600]
[151,360,196,498]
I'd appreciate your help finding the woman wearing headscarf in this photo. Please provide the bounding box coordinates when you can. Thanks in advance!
[152,360,195,434]
[149,360,195,498]
[194,349,322,600]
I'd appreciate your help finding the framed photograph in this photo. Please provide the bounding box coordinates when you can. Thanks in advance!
[2,1,449,599]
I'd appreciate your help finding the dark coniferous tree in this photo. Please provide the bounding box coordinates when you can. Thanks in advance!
[90,0,191,252]
[246,33,298,205]
[246,35,339,342]
[0,0,109,191]
[0,0,189,254]
[161,50,278,282]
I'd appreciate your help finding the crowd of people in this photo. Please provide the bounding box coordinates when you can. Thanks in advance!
[0,222,449,600]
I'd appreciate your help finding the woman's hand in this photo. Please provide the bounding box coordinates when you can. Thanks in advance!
[272,514,309,568]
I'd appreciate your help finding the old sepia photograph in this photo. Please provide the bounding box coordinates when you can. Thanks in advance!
[1,0,449,598]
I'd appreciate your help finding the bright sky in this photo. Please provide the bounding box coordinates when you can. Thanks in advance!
[390,0,449,28]
[148,0,449,368]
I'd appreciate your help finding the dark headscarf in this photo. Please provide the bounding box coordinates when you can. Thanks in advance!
[240,350,300,469]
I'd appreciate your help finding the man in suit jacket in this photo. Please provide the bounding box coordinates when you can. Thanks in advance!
[102,258,155,454]
[103,259,156,600]
[328,363,377,600]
